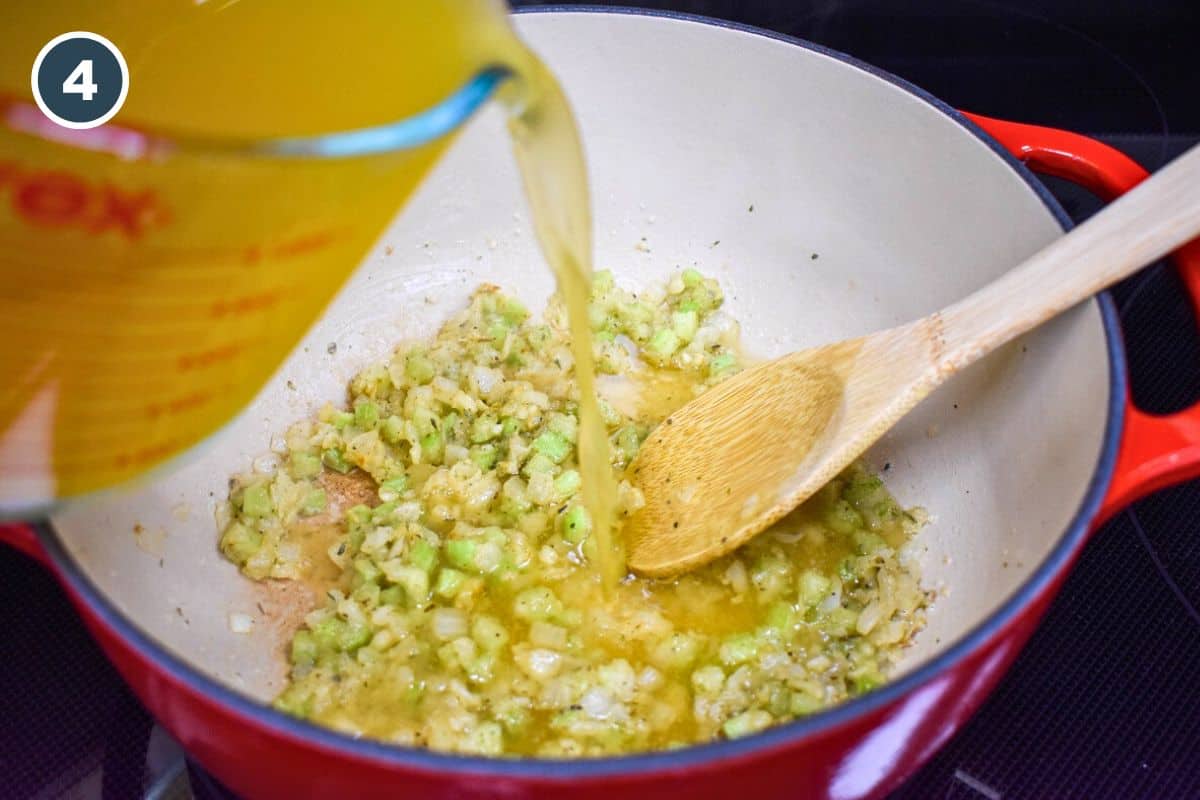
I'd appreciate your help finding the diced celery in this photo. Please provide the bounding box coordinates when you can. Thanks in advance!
[379,585,404,606]
[853,531,887,556]
[370,502,398,525]
[348,526,366,554]
[547,414,578,444]
[823,500,864,535]
[844,475,885,506]
[499,296,528,325]
[409,539,438,574]
[378,475,408,502]
[472,615,510,651]
[290,630,318,666]
[241,483,273,517]
[481,527,507,546]
[420,431,444,464]
[553,469,581,498]
[671,309,699,343]
[765,602,795,632]
[496,702,530,735]
[345,504,372,527]
[681,268,703,288]
[560,505,591,544]
[722,710,772,740]
[390,565,430,606]
[446,539,477,571]
[220,521,262,563]
[353,557,382,586]
[751,555,793,601]
[339,622,372,652]
[683,281,721,312]
[625,300,655,324]
[850,668,883,695]
[274,685,312,718]
[470,415,502,443]
[474,541,504,575]
[409,405,436,436]
[442,411,463,442]
[380,414,404,444]
[718,633,759,666]
[650,633,699,671]
[322,448,352,474]
[513,586,561,622]
[434,568,467,599]
[707,352,737,378]
[330,410,355,430]
[405,351,436,384]
[645,328,680,359]
[767,685,791,716]
[350,363,392,398]
[592,269,615,293]
[691,665,725,695]
[311,617,344,651]
[500,416,520,437]
[615,426,641,461]
[790,692,822,715]
[289,452,322,480]
[487,321,510,348]
[499,479,532,515]
[467,652,497,686]
[821,607,858,638]
[300,489,327,516]
[354,399,380,430]
[469,444,498,471]
[522,452,557,477]
[525,324,552,352]
[353,581,380,607]
[798,570,831,607]
[532,430,571,464]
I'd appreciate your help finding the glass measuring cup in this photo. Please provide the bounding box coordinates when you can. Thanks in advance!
[0,3,524,514]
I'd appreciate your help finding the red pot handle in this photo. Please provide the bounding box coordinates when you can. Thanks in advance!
[966,112,1200,524]
[0,521,49,567]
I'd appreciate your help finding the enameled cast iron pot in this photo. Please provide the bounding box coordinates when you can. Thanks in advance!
[3,9,1199,799]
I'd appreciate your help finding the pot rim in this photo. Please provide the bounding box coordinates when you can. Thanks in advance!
[35,5,1126,782]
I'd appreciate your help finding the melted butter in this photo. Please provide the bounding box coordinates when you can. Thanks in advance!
[599,367,703,423]
[291,470,379,594]
[290,521,347,590]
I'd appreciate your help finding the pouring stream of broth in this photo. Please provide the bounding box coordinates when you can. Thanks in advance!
[499,65,622,589]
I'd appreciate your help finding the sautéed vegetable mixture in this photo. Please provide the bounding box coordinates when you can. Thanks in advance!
[219,269,931,756]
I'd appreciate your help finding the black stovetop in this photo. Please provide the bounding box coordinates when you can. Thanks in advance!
[3,2,1198,798]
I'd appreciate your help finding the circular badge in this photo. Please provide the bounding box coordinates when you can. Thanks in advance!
[31,32,129,130]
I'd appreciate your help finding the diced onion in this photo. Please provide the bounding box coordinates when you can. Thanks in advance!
[432,608,468,641]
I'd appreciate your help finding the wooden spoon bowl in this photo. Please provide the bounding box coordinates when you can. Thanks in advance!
[625,143,1200,577]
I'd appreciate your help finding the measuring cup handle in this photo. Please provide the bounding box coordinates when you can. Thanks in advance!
[966,112,1200,524]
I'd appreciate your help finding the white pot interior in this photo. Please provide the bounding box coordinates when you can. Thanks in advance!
[50,12,1110,710]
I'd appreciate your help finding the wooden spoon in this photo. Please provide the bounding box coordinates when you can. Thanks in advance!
[625,143,1200,577]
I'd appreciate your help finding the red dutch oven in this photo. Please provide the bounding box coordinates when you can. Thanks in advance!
[3,9,1199,800]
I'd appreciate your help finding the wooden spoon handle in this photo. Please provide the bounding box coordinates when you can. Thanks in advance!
[935,143,1200,372]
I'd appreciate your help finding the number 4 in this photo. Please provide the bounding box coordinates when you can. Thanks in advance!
[63,59,98,101]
